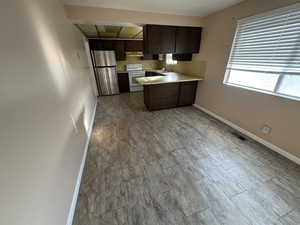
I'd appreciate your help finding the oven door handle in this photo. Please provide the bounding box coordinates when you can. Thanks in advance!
[128,71,145,76]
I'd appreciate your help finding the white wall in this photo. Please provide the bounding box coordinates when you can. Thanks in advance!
[0,0,96,225]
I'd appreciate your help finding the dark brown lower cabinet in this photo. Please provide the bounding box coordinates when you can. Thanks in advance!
[144,83,179,110]
[178,81,198,106]
[117,73,130,93]
[144,81,198,110]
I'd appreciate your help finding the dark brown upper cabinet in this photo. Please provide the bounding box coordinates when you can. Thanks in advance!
[114,40,126,61]
[125,40,143,52]
[99,40,115,50]
[89,39,102,50]
[89,40,126,60]
[175,27,202,54]
[143,25,176,54]
[143,25,202,54]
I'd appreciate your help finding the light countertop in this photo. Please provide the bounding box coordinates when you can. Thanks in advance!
[136,72,203,85]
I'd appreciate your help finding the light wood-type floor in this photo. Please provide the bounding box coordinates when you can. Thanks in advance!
[73,92,300,225]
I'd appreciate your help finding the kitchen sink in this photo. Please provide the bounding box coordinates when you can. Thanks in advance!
[145,71,165,77]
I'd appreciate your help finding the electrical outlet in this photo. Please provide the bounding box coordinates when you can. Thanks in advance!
[261,125,271,134]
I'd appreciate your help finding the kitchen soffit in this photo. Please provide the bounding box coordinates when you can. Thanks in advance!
[75,25,143,39]
[64,0,244,17]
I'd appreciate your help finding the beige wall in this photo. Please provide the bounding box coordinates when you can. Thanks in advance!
[0,1,96,225]
[195,0,300,158]
[166,57,206,78]
[64,4,203,26]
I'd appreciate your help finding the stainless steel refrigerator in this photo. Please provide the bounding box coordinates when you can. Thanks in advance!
[92,50,120,96]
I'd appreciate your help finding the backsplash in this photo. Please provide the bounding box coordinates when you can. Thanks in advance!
[117,56,163,72]
[166,58,206,78]
[160,54,206,78]
[117,55,206,78]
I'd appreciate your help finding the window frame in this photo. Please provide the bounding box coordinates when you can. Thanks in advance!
[223,4,300,102]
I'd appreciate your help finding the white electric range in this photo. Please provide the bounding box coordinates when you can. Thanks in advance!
[126,64,145,92]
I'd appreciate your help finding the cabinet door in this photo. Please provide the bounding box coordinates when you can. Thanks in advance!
[178,81,198,106]
[89,40,114,50]
[125,40,143,52]
[100,40,115,50]
[89,40,125,60]
[144,83,179,110]
[113,41,126,61]
[144,25,176,54]
[117,73,130,93]
[89,40,102,50]
[175,27,202,53]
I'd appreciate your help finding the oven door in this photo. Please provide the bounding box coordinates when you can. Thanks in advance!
[129,71,145,92]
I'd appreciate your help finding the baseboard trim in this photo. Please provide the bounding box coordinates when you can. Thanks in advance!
[66,101,98,225]
[193,104,300,166]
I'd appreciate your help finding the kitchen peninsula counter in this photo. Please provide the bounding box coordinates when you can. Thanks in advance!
[136,72,203,85]
[136,71,203,111]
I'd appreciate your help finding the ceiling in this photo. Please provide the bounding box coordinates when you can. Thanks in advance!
[64,0,244,17]
[76,24,143,39]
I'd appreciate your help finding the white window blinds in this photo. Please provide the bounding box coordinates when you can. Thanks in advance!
[225,3,300,100]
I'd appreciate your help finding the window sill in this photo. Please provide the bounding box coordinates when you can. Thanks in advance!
[224,82,300,103]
